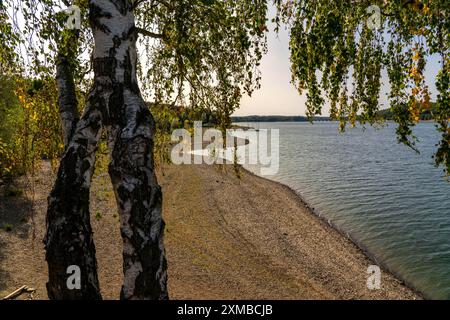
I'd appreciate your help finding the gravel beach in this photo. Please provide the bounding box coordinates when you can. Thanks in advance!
[0,161,421,299]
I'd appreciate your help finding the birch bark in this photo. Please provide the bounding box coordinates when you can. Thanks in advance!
[45,0,168,300]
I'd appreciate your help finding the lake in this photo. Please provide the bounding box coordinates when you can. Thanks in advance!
[239,121,450,300]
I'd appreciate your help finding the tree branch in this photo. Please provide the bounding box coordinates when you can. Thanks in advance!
[132,0,148,9]
[135,27,165,39]
[133,0,172,10]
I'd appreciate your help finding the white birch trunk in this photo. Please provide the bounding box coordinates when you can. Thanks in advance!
[45,0,168,300]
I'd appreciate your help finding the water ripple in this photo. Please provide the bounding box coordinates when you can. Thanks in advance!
[242,122,450,299]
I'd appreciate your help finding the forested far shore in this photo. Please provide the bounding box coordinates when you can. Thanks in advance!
[232,104,439,123]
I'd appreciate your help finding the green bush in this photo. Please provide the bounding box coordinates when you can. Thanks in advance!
[0,76,63,179]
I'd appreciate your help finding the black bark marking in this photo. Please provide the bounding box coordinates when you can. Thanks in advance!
[89,2,112,33]
[108,83,125,127]
[56,52,79,147]
[46,0,168,300]
[109,127,168,299]
[93,57,117,78]
[110,0,133,15]
[45,105,103,300]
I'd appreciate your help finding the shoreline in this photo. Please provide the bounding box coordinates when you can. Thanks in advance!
[241,167,426,299]
[0,161,422,299]
[160,164,422,299]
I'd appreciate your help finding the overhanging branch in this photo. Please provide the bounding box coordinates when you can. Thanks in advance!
[135,27,165,39]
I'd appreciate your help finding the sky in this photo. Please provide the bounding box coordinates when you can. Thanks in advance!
[236,9,442,117]
[236,22,309,117]
[7,2,441,117]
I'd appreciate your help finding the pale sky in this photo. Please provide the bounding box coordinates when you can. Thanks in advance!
[236,10,441,117]
[236,23,309,117]
[10,3,440,117]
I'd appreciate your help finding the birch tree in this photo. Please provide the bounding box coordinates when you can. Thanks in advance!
[2,0,267,299]
[3,0,447,301]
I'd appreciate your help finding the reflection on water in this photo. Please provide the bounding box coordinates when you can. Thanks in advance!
[240,121,450,300]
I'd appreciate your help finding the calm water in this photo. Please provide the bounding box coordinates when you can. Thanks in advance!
[240,122,450,299]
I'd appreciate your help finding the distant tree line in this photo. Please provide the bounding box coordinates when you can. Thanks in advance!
[376,103,438,121]
[231,115,332,122]
[231,104,438,123]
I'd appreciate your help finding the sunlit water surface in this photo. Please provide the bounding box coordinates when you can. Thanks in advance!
[238,122,450,299]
